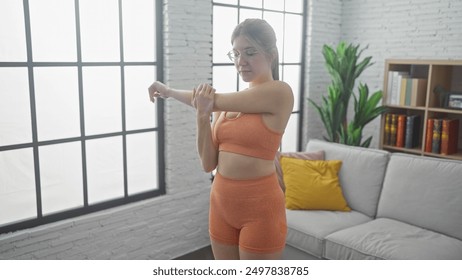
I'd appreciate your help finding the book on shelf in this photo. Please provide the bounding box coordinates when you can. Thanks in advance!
[441,119,460,155]
[425,118,434,153]
[396,114,407,147]
[404,115,421,148]
[432,119,442,154]
[384,114,391,145]
[390,114,398,146]
[398,77,408,106]
[410,79,427,106]
[386,72,395,104]
[404,78,412,106]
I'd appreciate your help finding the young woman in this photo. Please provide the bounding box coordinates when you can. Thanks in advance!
[148,19,293,260]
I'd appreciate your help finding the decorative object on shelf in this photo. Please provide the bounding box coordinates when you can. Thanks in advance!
[308,42,387,147]
[448,93,462,109]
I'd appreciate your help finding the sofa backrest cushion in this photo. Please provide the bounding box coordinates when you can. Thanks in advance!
[377,153,462,240]
[306,139,390,217]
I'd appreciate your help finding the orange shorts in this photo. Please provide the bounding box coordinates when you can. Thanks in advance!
[209,172,287,254]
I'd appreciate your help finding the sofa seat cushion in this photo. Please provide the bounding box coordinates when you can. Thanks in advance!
[324,218,462,260]
[285,209,372,258]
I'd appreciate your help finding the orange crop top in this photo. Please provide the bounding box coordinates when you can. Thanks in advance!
[212,112,283,160]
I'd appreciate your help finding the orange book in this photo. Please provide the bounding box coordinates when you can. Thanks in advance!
[396,115,406,147]
[441,119,460,155]
[425,118,434,153]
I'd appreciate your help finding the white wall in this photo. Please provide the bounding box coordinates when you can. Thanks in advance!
[304,0,343,147]
[304,0,462,148]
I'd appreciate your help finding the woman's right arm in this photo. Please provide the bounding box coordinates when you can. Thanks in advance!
[148,81,193,107]
[194,84,219,173]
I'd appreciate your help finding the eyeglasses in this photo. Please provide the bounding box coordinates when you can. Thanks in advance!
[227,48,260,62]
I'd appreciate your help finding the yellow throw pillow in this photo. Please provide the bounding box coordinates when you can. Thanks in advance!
[281,157,351,211]
[274,150,325,192]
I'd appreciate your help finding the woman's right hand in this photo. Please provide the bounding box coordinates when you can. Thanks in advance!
[192,83,215,117]
[148,81,169,103]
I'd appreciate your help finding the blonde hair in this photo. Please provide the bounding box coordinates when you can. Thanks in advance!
[231,18,279,80]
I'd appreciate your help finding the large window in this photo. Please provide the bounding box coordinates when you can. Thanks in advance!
[212,0,307,151]
[0,0,164,234]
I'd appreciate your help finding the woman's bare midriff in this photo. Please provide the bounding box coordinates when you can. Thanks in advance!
[217,151,275,180]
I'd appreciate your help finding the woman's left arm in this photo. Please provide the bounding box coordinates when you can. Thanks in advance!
[213,80,293,115]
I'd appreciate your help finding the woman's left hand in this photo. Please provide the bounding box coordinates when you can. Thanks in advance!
[192,83,215,117]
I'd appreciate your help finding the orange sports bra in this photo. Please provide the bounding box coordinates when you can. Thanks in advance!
[212,112,283,160]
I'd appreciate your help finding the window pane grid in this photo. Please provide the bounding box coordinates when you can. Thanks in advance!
[0,0,164,234]
[213,0,303,16]
[212,0,306,152]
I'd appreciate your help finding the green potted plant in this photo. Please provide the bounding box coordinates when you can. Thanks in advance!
[309,42,387,147]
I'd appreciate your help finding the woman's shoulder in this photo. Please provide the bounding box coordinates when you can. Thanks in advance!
[274,80,291,88]
[265,80,291,88]
[258,81,294,114]
[265,81,293,102]
[263,80,293,95]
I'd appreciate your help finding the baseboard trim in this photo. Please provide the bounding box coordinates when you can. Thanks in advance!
[174,245,214,260]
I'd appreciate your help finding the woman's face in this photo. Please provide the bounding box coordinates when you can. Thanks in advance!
[230,36,273,86]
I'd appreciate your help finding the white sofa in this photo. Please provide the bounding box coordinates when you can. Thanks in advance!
[285,139,462,259]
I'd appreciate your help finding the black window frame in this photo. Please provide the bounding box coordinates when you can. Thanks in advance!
[0,0,165,234]
[211,0,308,151]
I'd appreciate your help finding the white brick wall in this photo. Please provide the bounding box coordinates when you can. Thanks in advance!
[303,0,343,146]
[303,0,462,148]
[0,0,213,260]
